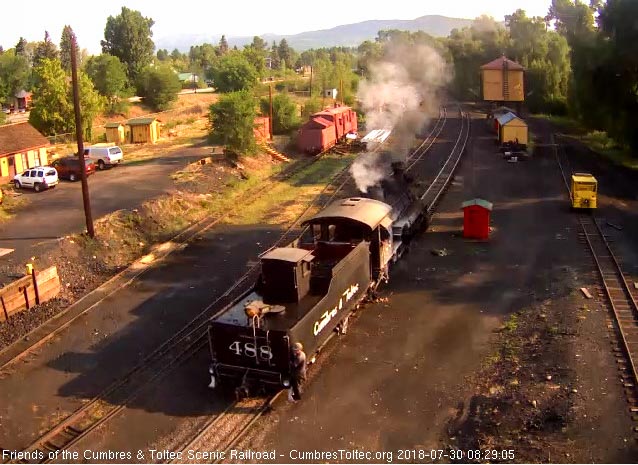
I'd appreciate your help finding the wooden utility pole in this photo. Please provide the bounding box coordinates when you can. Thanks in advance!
[339,79,343,105]
[70,33,94,238]
[268,84,274,140]
[309,66,313,98]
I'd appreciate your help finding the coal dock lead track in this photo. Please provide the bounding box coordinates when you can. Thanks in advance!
[554,137,638,430]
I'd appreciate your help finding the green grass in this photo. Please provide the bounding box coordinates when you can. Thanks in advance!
[534,113,638,170]
[502,313,519,333]
[224,154,354,226]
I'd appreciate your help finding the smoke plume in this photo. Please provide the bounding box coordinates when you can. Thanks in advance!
[352,41,450,193]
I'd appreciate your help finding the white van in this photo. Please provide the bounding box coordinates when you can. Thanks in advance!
[84,146,124,170]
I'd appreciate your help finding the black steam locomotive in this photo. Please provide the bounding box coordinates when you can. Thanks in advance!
[207,163,426,395]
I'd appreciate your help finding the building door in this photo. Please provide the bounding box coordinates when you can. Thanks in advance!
[8,156,16,177]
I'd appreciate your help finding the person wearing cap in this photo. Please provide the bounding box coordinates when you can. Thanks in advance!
[289,342,306,401]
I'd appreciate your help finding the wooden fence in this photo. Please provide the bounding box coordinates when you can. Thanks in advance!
[0,266,60,323]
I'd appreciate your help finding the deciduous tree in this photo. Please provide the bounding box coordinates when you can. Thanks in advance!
[136,64,181,111]
[260,93,299,134]
[29,58,72,135]
[85,54,129,107]
[212,52,258,93]
[101,7,155,82]
[209,90,257,155]
[0,54,29,103]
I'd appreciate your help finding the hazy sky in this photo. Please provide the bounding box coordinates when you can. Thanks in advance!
[1,0,552,54]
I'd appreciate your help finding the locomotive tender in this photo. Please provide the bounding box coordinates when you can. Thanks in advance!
[207,165,425,395]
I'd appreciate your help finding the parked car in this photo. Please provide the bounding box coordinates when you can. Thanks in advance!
[51,157,96,181]
[14,167,58,192]
[83,146,123,170]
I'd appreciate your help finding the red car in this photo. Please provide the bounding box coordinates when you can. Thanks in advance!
[51,157,96,181]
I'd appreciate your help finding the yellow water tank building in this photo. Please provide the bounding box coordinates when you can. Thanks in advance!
[481,56,524,102]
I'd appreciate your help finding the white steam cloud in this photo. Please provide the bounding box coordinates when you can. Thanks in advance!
[350,152,386,193]
[352,41,450,193]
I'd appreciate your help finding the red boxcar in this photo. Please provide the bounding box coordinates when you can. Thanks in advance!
[298,105,357,154]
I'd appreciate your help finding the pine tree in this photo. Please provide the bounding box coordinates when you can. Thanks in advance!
[33,31,59,67]
[59,25,75,72]
[219,35,229,55]
[15,37,27,56]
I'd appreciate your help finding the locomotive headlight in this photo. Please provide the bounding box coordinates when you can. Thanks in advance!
[283,379,290,387]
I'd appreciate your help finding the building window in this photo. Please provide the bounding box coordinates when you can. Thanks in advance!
[33,151,41,167]
[21,153,28,169]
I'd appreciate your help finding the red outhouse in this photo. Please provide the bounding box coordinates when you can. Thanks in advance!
[462,198,493,240]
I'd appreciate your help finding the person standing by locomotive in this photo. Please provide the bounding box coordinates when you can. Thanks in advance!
[289,342,307,401]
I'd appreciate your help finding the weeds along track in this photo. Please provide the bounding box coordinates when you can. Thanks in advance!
[7,109,452,463]
[554,136,638,431]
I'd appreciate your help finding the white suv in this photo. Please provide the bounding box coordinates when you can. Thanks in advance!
[14,167,59,192]
[84,146,124,170]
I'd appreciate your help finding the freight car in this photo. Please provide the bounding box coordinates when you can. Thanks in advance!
[207,167,425,396]
[297,106,358,155]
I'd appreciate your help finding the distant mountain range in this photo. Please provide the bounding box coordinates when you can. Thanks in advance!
[155,15,474,52]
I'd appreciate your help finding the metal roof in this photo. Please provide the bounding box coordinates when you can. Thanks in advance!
[492,106,517,116]
[481,56,524,71]
[260,247,314,263]
[128,117,159,126]
[105,122,125,128]
[314,106,353,117]
[496,112,526,127]
[361,129,392,144]
[304,197,393,230]
[462,198,493,211]
[572,173,597,183]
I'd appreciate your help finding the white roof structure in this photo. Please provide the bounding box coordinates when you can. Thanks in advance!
[361,129,392,144]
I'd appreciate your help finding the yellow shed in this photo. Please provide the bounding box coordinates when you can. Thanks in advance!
[128,117,161,144]
[105,122,126,144]
[497,112,528,146]
[481,56,524,102]
[0,123,50,181]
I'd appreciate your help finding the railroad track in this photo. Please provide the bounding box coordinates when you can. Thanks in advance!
[405,106,447,172]
[150,107,454,459]
[0,151,331,375]
[554,135,638,430]
[2,152,349,464]
[169,106,466,459]
[6,107,455,463]
[420,106,470,215]
[167,395,277,464]
[3,118,401,464]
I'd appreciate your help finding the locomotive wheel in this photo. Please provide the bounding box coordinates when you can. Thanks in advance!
[235,385,250,401]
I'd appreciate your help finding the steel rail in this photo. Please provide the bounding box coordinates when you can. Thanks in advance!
[10,107,453,463]
[420,106,471,215]
[553,137,638,402]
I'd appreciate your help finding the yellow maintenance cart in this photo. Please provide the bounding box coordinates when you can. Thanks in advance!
[570,173,597,209]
